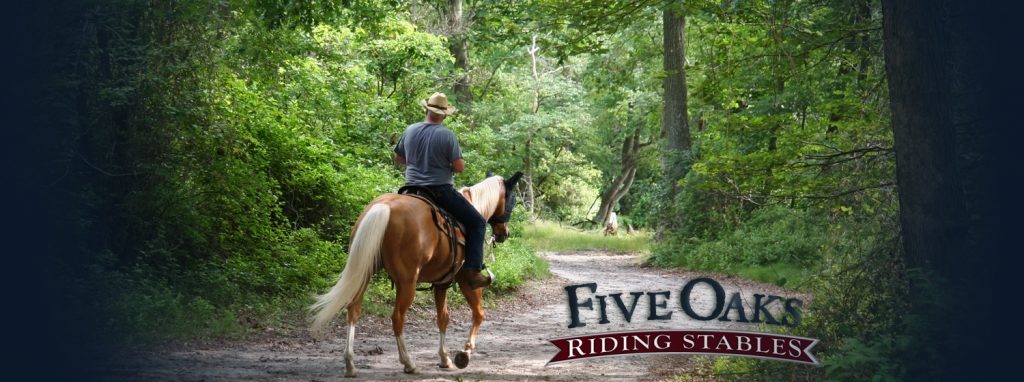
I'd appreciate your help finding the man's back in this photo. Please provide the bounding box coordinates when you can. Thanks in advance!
[395,122,462,186]
[393,91,490,288]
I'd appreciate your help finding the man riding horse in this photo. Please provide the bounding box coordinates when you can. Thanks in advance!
[310,92,522,377]
[393,92,491,289]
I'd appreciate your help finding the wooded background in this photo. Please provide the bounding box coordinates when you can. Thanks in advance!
[7,0,1017,380]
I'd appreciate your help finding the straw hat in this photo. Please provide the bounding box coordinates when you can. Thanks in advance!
[420,92,458,115]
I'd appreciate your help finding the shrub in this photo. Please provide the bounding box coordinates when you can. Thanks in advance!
[487,209,551,292]
[676,223,907,381]
[488,239,549,292]
[653,205,827,276]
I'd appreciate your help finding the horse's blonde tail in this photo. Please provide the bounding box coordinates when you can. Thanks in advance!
[310,203,390,334]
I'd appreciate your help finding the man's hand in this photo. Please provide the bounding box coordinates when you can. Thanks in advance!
[394,154,407,166]
[452,158,465,173]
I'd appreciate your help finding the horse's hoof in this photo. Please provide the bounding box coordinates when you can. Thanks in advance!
[404,365,417,374]
[439,357,454,369]
[454,351,470,369]
[345,361,356,378]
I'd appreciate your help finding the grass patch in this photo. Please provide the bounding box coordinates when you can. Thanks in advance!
[523,220,651,253]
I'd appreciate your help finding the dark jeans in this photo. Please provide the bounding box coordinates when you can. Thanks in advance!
[425,184,486,271]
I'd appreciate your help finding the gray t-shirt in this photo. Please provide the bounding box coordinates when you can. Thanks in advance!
[394,122,463,185]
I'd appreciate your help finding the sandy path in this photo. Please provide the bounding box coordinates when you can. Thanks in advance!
[95,251,804,381]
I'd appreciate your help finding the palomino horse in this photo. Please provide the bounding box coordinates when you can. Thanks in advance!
[310,172,523,377]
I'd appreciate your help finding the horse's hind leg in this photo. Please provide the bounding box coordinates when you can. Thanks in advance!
[434,285,454,369]
[393,281,418,374]
[343,290,365,378]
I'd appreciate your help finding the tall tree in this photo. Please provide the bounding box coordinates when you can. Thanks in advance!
[446,0,472,113]
[523,34,541,214]
[659,3,691,230]
[882,0,1004,379]
[595,128,646,225]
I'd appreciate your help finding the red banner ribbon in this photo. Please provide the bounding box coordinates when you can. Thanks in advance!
[547,330,819,365]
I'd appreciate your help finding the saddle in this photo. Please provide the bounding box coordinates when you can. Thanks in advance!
[397,185,466,288]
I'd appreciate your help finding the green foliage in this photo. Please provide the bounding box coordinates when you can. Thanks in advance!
[240,0,403,31]
[73,255,244,341]
[653,205,828,277]
[487,238,550,292]
[56,0,547,342]
[649,2,916,379]
[733,263,807,289]
[55,3,917,380]
[683,0,893,219]
[686,231,906,382]
[617,177,663,228]
[532,0,663,59]
[487,206,551,292]
[474,57,605,221]
[823,337,902,381]
[575,16,664,227]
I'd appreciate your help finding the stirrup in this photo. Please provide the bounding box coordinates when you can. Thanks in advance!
[483,266,495,285]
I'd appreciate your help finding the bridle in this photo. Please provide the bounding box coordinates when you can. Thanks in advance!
[487,184,516,225]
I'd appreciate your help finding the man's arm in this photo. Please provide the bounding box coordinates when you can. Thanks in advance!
[394,130,406,167]
[447,129,464,173]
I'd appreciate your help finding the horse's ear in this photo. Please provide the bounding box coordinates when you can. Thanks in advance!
[505,171,524,187]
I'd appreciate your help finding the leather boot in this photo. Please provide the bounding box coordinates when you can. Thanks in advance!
[462,268,492,289]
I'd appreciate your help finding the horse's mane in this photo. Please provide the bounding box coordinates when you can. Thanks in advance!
[460,176,504,220]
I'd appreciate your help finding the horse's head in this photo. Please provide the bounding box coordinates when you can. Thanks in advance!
[488,171,523,243]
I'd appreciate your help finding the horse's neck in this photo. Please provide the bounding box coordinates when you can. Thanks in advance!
[462,185,497,221]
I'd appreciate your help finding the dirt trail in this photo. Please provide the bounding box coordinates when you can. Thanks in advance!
[96,251,804,381]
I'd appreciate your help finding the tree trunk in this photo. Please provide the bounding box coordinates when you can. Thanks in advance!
[884,0,973,296]
[523,35,541,214]
[883,0,1003,378]
[447,0,471,114]
[524,132,535,214]
[596,130,641,226]
[855,1,871,89]
[659,4,691,230]
[596,166,637,226]
[528,35,541,114]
